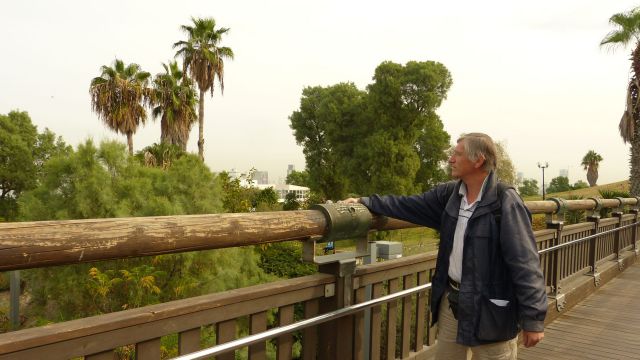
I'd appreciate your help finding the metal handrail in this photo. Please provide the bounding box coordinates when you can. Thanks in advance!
[537,221,637,255]
[173,215,639,359]
[173,282,433,360]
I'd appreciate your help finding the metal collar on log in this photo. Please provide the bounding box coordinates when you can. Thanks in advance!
[310,203,372,242]
[587,197,603,218]
[614,197,626,213]
[635,196,640,210]
[546,197,567,223]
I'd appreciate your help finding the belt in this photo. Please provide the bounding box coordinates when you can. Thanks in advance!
[448,276,460,291]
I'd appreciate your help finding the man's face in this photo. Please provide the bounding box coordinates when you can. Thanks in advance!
[449,141,483,179]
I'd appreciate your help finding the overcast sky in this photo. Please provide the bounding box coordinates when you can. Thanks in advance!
[1,0,638,186]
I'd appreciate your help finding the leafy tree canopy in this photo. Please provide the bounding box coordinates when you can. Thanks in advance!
[572,180,589,190]
[518,178,539,197]
[285,170,310,187]
[546,176,572,194]
[290,60,452,199]
[0,111,70,220]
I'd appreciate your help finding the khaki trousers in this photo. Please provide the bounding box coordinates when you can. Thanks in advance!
[435,292,517,360]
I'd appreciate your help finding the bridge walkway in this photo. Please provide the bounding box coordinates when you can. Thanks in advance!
[518,261,640,360]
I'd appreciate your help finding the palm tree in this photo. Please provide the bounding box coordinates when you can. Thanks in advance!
[151,61,198,150]
[581,150,603,187]
[601,7,640,195]
[174,17,234,161]
[90,59,151,155]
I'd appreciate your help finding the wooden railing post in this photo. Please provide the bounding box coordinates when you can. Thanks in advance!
[547,198,566,311]
[317,259,356,360]
[631,196,640,256]
[586,198,602,286]
[612,211,625,271]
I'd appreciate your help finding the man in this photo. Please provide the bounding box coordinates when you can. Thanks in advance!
[343,133,546,360]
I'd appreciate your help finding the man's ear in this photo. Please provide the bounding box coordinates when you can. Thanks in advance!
[474,155,486,169]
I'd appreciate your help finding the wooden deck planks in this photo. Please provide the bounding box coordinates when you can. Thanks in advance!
[519,261,640,359]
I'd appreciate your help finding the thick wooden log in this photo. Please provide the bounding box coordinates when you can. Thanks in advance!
[0,198,636,271]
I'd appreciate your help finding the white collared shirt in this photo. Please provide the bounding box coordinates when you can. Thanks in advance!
[448,177,488,283]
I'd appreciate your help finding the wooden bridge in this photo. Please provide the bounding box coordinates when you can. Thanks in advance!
[0,196,638,359]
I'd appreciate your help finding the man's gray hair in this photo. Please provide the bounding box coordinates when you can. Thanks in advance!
[457,133,497,172]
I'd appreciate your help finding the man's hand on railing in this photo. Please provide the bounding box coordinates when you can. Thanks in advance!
[522,330,544,347]
[340,198,361,204]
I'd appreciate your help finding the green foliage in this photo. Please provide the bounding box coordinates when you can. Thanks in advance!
[135,142,186,169]
[495,142,517,185]
[546,176,572,194]
[599,189,631,198]
[0,111,70,220]
[257,242,317,279]
[285,170,310,187]
[16,140,273,321]
[218,171,258,213]
[290,60,452,199]
[151,61,198,150]
[572,180,589,190]
[518,178,539,197]
[89,59,151,154]
[565,195,586,225]
[254,187,279,211]
[282,192,301,211]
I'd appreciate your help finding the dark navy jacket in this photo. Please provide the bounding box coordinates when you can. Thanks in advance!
[360,171,547,346]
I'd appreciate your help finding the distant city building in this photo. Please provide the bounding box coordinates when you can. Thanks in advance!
[256,183,310,203]
[253,171,269,184]
[228,168,241,180]
[559,169,569,178]
[287,164,295,176]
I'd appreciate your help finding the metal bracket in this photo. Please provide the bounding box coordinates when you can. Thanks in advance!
[618,258,625,271]
[553,293,566,312]
[547,197,568,223]
[587,197,603,218]
[592,272,601,287]
[324,283,335,298]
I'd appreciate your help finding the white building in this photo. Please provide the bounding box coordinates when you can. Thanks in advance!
[256,183,310,203]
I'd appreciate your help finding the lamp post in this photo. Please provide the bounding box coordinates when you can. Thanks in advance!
[538,162,549,200]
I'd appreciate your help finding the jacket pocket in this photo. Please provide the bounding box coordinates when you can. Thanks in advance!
[475,295,519,342]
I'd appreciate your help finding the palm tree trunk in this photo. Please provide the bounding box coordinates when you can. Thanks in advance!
[126,131,134,156]
[198,89,205,161]
[631,140,640,195]
[587,166,597,187]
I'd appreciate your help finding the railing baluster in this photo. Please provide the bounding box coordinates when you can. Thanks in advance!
[85,350,114,360]
[179,328,201,355]
[354,287,367,360]
[370,282,384,360]
[217,320,236,360]
[136,338,161,360]
[250,312,267,360]
[277,305,295,360]
[386,278,399,360]
[400,274,413,358]
[302,300,319,360]
[631,208,640,256]
[414,271,427,353]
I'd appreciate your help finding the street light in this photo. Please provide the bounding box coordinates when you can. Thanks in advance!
[538,162,549,200]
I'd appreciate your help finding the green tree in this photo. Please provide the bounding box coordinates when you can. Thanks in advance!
[495,141,517,185]
[0,111,70,220]
[285,170,310,187]
[546,176,571,194]
[151,61,198,150]
[581,150,603,187]
[289,61,452,198]
[601,7,640,195]
[89,59,151,155]
[282,191,301,211]
[254,187,280,211]
[174,17,234,161]
[572,180,589,190]
[518,178,539,197]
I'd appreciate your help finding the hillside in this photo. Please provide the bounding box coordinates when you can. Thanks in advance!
[522,180,630,201]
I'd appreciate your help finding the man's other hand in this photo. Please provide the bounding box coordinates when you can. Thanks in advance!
[522,330,544,347]
[340,198,361,204]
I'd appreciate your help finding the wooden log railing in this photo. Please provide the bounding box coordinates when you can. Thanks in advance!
[0,197,638,359]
